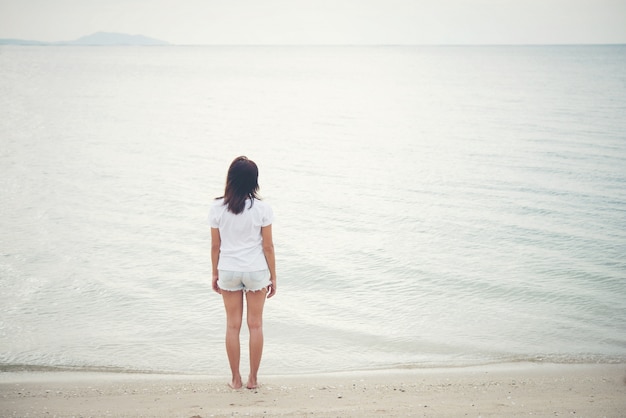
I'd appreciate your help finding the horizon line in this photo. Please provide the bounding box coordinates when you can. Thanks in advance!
[2,41,625,48]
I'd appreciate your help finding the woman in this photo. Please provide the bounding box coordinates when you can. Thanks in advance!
[209,156,276,390]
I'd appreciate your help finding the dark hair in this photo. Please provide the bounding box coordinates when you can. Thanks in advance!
[219,156,260,214]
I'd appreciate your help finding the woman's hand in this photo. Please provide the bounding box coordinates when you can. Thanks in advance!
[267,277,276,298]
[212,274,221,294]
[261,225,276,299]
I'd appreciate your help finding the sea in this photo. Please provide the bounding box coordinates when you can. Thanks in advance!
[1,45,625,375]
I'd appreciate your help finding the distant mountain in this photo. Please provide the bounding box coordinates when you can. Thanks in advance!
[67,32,169,46]
[0,32,169,46]
[0,38,48,46]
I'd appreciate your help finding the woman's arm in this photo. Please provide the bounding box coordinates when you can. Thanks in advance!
[211,227,221,294]
[261,224,276,298]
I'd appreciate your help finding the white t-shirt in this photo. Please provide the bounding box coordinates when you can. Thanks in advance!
[208,198,274,272]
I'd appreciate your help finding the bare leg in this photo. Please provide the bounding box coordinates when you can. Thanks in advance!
[222,290,244,389]
[245,288,267,389]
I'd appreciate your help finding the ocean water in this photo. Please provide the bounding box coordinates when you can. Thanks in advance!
[1,45,625,375]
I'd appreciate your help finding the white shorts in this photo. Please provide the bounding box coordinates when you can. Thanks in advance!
[217,270,271,292]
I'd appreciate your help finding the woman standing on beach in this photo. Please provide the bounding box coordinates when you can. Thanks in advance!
[209,156,277,390]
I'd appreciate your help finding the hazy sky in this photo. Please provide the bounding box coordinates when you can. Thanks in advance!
[1,0,625,45]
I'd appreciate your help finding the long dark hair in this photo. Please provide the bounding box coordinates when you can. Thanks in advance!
[219,156,260,214]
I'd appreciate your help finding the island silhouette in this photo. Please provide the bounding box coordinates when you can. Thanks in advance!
[0,32,168,46]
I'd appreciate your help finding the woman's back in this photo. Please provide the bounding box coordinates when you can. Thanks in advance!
[209,197,274,271]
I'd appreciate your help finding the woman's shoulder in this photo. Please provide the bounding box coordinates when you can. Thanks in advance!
[252,199,273,222]
[253,198,271,209]
[253,197,268,204]
[210,198,226,211]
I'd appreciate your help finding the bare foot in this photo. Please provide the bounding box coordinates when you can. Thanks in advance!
[228,375,243,389]
[246,376,259,389]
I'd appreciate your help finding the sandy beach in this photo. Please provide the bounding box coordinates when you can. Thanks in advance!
[1,363,625,417]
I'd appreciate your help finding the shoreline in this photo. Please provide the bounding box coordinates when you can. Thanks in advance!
[2,363,625,417]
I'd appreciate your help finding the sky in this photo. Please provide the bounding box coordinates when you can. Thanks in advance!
[1,0,625,45]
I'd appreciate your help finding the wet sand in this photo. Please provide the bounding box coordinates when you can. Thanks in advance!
[1,363,625,417]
